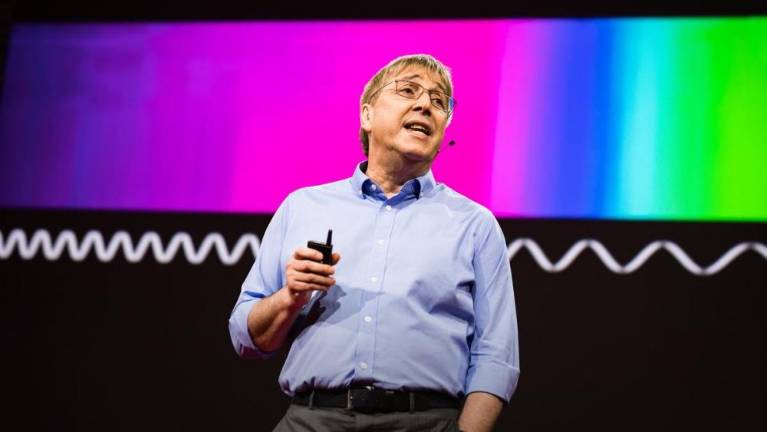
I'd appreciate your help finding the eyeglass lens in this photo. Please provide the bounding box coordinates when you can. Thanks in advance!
[394,80,454,114]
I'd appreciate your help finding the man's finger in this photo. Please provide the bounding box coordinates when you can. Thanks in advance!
[290,280,329,293]
[293,247,324,262]
[293,272,335,287]
[292,259,334,275]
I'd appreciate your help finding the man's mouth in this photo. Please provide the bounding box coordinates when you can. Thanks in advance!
[404,121,432,136]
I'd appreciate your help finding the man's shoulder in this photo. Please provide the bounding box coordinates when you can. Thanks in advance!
[433,183,496,222]
[434,184,507,248]
[284,177,352,202]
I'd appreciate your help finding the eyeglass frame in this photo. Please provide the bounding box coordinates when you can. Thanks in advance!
[367,79,456,117]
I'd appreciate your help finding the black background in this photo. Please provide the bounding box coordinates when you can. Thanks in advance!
[2,209,765,430]
[2,1,767,430]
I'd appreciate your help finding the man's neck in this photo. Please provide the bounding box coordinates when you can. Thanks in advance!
[365,156,430,198]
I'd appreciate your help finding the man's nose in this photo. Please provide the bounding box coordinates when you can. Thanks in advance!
[412,91,432,115]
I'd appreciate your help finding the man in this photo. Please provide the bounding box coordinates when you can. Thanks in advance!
[229,54,519,432]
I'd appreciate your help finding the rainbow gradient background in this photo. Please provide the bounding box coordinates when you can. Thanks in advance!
[1,18,766,220]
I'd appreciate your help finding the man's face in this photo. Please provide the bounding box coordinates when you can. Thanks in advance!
[361,66,450,164]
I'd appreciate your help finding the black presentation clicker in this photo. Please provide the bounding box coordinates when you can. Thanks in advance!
[307,229,333,265]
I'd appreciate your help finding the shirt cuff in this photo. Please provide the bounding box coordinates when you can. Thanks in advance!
[465,359,520,403]
[228,299,276,359]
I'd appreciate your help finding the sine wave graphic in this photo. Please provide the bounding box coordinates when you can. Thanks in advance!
[1,229,765,276]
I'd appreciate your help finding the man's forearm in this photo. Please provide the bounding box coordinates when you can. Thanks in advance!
[246,287,307,352]
[458,391,504,432]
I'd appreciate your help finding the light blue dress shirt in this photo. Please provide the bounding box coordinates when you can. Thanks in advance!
[228,163,520,402]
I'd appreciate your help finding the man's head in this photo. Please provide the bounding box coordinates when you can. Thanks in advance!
[359,54,454,161]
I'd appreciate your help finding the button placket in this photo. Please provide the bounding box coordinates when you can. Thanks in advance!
[353,200,397,380]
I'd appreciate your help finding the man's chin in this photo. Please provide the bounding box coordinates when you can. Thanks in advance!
[384,138,440,163]
[401,148,438,164]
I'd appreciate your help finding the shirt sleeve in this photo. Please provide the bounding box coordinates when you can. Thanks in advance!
[464,211,520,403]
[227,195,291,359]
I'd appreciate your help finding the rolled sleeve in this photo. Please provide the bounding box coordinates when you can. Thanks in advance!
[465,358,520,403]
[227,196,291,359]
[228,294,275,359]
[465,212,520,403]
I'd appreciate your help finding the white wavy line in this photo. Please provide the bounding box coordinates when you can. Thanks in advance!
[507,238,767,276]
[0,229,260,265]
[0,229,765,275]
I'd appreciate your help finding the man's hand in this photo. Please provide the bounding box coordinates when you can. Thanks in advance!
[247,247,341,352]
[284,247,341,310]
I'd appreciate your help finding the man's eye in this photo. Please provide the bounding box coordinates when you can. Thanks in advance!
[400,86,416,95]
[432,97,446,109]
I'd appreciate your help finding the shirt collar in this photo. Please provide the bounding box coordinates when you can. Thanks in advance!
[351,161,437,200]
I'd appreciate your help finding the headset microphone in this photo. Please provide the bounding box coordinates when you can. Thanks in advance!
[448,140,456,146]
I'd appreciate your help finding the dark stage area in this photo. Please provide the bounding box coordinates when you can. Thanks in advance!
[2,210,765,430]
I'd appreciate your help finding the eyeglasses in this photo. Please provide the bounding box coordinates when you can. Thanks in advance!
[370,80,456,116]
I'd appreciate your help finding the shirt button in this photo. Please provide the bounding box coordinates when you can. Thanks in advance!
[385,205,392,211]
[360,362,368,369]
[377,239,385,245]
[364,316,372,323]
[371,184,377,190]
[370,277,378,283]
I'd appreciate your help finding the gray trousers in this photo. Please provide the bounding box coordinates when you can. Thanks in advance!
[273,404,461,432]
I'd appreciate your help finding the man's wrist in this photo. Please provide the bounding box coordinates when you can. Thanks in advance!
[277,286,310,312]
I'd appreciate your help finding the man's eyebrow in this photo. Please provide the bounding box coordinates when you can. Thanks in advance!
[400,73,449,94]
[401,73,422,81]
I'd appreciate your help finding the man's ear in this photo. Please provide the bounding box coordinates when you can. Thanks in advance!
[360,104,372,132]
